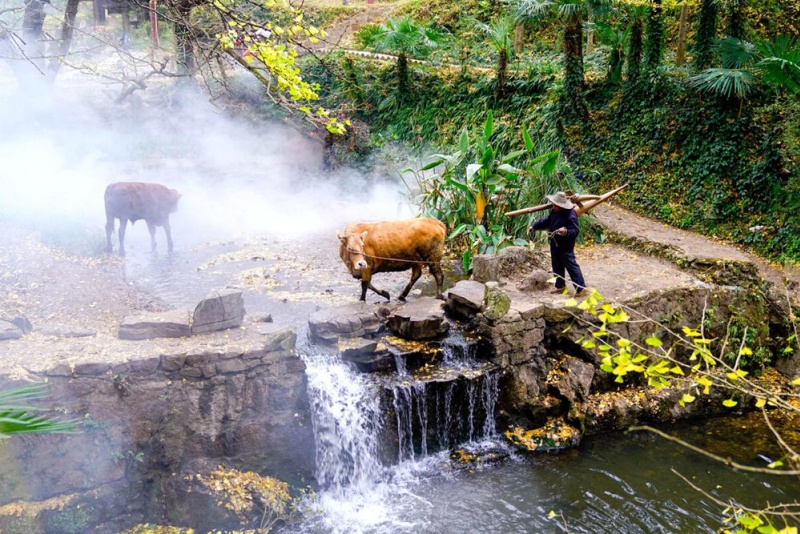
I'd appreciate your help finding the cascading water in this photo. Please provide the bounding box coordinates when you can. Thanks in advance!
[390,371,500,462]
[303,351,385,491]
[298,331,504,533]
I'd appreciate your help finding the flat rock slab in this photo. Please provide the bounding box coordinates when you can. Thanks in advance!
[446,280,486,318]
[387,297,449,340]
[192,289,246,334]
[119,309,192,340]
[308,302,386,343]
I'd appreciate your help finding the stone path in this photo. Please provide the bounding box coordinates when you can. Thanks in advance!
[593,203,800,305]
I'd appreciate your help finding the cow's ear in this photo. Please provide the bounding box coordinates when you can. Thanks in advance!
[360,231,368,242]
[336,231,346,243]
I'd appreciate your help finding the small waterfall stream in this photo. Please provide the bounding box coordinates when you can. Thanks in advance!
[299,331,503,533]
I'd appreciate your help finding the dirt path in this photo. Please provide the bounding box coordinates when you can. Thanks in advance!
[593,203,800,304]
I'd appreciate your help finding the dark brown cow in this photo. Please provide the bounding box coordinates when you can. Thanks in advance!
[104,182,181,256]
[337,218,446,301]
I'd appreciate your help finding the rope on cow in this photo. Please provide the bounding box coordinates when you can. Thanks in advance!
[346,248,442,265]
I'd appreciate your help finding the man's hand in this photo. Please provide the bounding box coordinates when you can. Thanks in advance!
[556,227,567,236]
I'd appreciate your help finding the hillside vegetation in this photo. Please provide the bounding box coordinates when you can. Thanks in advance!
[302,0,800,264]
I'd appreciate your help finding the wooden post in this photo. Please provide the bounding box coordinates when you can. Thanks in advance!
[149,0,159,49]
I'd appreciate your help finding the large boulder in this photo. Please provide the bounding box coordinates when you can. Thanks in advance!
[472,246,545,284]
[445,280,486,319]
[192,289,246,335]
[387,297,449,340]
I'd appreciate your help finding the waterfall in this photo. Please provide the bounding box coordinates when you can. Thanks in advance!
[299,339,502,533]
[439,330,479,368]
[390,370,500,462]
[304,351,385,491]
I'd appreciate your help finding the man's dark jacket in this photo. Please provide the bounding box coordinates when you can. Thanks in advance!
[531,208,580,251]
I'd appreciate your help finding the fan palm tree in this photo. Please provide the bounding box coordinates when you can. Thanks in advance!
[512,0,610,120]
[0,384,78,438]
[596,21,629,84]
[688,34,800,116]
[358,17,442,102]
[476,17,516,100]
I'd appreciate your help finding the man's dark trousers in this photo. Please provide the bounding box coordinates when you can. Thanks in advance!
[550,242,586,290]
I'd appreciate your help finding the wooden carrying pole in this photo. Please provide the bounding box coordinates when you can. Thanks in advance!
[504,184,628,218]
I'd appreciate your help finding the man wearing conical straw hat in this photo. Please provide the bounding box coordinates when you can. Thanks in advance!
[529,191,588,297]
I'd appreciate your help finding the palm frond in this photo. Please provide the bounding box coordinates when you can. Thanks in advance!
[688,68,756,100]
[0,385,79,438]
[509,0,556,22]
[754,35,800,95]
[717,36,755,69]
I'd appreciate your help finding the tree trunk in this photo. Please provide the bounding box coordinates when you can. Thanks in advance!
[149,0,160,49]
[626,18,643,84]
[726,0,745,39]
[586,10,594,55]
[496,49,507,100]
[174,5,195,74]
[513,23,526,54]
[397,52,409,101]
[644,0,664,70]
[676,3,689,67]
[693,0,718,70]
[14,0,48,88]
[48,0,80,78]
[563,14,588,120]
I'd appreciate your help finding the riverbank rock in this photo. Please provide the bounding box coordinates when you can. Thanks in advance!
[119,309,192,340]
[472,246,544,284]
[192,289,246,334]
[38,325,97,338]
[387,297,449,340]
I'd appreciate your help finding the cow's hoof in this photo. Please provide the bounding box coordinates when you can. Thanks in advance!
[435,294,445,301]
[397,295,406,302]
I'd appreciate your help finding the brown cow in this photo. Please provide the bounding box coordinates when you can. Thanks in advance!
[337,218,446,302]
[105,182,181,256]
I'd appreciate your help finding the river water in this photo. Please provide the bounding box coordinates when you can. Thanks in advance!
[294,349,800,534]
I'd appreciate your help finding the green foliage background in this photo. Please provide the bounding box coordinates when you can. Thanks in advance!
[303,0,800,263]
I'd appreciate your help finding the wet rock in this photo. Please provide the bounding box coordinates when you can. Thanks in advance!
[505,417,582,453]
[119,309,192,340]
[308,302,383,343]
[472,246,544,283]
[192,289,246,335]
[387,297,449,340]
[446,280,485,318]
[554,356,595,404]
[249,313,273,324]
[339,337,393,372]
[38,325,96,338]
[0,320,24,340]
[776,347,800,380]
[449,445,509,469]
[484,282,510,322]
